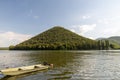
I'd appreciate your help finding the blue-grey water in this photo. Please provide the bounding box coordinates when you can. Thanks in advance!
[0,50,120,80]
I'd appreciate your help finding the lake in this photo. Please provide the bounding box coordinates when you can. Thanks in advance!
[0,50,120,80]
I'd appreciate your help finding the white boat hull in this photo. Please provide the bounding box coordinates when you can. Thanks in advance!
[0,64,49,76]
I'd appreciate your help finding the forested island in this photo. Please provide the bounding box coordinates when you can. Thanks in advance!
[9,26,118,50]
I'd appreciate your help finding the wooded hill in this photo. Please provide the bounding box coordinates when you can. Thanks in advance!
[9,26,108,50]
[97,36,120,49]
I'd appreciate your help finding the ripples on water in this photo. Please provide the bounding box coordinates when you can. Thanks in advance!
[0,50,120,80]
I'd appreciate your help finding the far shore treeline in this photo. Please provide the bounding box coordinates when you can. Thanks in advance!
[9,26,118,50]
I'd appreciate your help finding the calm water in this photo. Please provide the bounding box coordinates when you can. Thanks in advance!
[0,50,120,80]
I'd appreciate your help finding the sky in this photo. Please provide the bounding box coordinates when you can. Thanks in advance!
[0,0,120,47]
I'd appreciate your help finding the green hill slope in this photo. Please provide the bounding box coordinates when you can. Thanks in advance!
[96,36,120,49]
[108,36,120,49]
[9,26,98,50]
[108,36,120,44]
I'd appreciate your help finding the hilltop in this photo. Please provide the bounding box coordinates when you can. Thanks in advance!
[9,26,98,50]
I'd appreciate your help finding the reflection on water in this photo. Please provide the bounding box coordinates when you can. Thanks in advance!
[0,50,120,80]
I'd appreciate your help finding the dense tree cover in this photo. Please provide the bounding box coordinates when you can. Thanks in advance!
[97,39,120,49]
[97,40,110,50]
[97,36,120,49]
[9,26,111,50]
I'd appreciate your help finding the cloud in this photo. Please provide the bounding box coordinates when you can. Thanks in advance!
[82,16,91,19]
[98,16,120,25]
[102,28,120,37]
[71,24,96,35]
[98,18,109,24]
[97,16,120,37]
[70,29,75,33]
[0,32,32,47]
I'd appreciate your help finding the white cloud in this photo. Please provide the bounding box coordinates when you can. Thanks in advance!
[96,16,120,38]
[0,32,32,47]
[102,28,120,37]
[98,18,109,24]
[72,24,96,35]
[98,16,120,25]
[70,24,96,39]
[82,16,91,19]
[79,24,96,34]
[70,29,75,32]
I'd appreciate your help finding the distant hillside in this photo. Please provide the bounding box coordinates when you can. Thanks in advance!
[96,38,107,40]
[96,36,120,49]
[108,36,120,44]
[9,26,98,50]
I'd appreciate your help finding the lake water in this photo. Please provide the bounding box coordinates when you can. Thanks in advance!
[0,50,120,80]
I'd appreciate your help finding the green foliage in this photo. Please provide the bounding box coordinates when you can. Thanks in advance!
[109,43,120,49]
[97,40,110,50]
[97,37,120,49]
[9,45,15,50]
[9,26,100,50]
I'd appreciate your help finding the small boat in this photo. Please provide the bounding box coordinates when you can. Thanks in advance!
[0,64,53,76]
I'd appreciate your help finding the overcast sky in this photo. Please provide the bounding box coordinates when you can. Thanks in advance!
[0,0,120,47]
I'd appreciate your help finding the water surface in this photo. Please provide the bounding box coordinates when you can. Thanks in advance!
[0,50,120,80]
